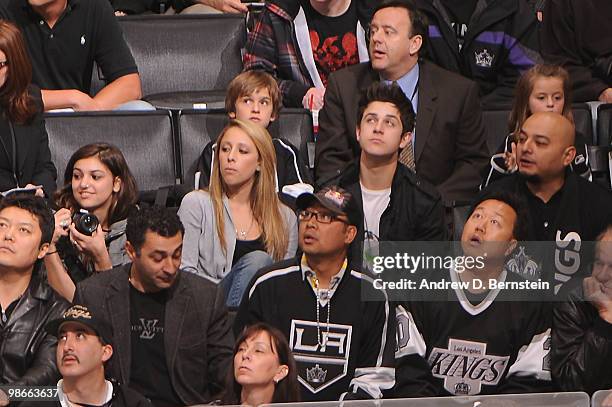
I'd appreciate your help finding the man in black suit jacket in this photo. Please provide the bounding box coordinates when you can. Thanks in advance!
[316,0,488,203]
[73,206,233,406]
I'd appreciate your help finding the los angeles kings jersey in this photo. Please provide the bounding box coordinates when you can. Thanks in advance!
[394,269,552,397]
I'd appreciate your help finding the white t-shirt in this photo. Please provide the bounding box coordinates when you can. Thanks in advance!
[361,183,391,241]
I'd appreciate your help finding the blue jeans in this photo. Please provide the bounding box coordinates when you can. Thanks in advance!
[221,250,273,308]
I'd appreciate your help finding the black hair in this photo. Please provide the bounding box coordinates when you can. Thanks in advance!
[357,81,416,134]
[470,190,530,241]
[372,0,428,49]
[125,206,184,254]
[0,194,54,245]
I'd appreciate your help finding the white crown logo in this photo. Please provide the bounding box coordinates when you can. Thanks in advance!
[306,364,327,383]
[474,49,494,68]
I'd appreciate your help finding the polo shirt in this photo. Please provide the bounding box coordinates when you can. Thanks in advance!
[0,0,138,93]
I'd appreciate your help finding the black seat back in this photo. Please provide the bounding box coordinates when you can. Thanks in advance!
[45,111,177,192]
[91,15,246,97]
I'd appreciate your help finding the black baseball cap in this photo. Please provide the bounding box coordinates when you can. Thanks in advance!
[296,185,361,227]
[46,304,112,344]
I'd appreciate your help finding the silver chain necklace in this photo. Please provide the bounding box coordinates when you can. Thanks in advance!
[313,277,331,347]
[235,216,254,239]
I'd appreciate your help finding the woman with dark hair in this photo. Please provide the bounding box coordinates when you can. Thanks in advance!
[44,143,138,301]
[0,20,56,197]
[220,322,300,406]
[481,64,591,188]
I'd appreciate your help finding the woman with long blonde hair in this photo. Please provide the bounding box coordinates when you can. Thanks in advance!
[179,119,298,307]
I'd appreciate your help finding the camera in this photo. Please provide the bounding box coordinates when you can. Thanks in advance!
[72,211,99,236]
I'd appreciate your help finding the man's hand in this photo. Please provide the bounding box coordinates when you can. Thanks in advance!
[70,90,103,111]
[302,87,326,110]
[584,275,612,323]
[503,141,518,172]
[0,390,8,407]
[199,0,248,13]
[602,390,612,407]
[24,184,44,197]
[599,88,612,104]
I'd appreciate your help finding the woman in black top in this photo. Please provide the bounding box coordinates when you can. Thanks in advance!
[0,21,56,197]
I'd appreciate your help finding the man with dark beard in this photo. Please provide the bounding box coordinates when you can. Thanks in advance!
[484,112,612,294]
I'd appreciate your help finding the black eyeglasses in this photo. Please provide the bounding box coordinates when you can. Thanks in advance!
[0,61,8,69]
[298,209,347,224]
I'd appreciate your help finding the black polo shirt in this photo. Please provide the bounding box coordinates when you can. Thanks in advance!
[0,0,138,94]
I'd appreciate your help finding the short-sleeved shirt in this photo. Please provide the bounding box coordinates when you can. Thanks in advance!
[0,0,138,93]
[300,0,359,87]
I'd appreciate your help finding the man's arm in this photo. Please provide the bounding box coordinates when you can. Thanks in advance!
[197,0,247,13]
[437,81,489,202]
[93,73,142,109]
[392,304,441,398]
[341,286,396,400]
[41,74,141,111]
[11,300,69,386]
[206,284,234,394]
[500,302,552,394]
[315,71,356,187]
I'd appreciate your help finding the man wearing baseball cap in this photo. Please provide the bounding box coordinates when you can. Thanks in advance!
[46,305,151,407]
[234,186,395,402]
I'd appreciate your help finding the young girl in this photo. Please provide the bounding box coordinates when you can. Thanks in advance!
[179,119,298,307]
[45,143,138,301]
[220,323,300,406]
[481,64,591,188]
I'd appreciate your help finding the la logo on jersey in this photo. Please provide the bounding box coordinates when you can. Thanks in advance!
[428,339,510,395]
[289,320,352,393]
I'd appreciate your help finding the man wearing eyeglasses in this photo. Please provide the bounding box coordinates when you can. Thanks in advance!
[234,185,395,402]
[552,224,612,395]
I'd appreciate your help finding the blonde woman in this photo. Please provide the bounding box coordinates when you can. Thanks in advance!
[178,119,298,307]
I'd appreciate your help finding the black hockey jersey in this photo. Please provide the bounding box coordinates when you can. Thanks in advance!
[234,256,395,402]
[394,269,552,397]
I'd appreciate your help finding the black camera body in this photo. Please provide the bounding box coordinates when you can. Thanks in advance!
[72,211,99,236]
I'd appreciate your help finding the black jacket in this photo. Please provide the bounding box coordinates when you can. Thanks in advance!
[334,162,446,264]
[73,264,234,406]
[0,86,57,197]
[416,0,541,107]
[552,281,612,393]
[0,269,69,386]
[541,0,612,102]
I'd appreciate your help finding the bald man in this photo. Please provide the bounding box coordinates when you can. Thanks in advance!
[484,112,612,294]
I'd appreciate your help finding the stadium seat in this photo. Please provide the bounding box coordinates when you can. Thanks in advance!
[482,105,594,155]
[45,110,177,192]
[176,108,315,187]
[573,103,594,144]
[90,14,246,108]
[597,104,612,146]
